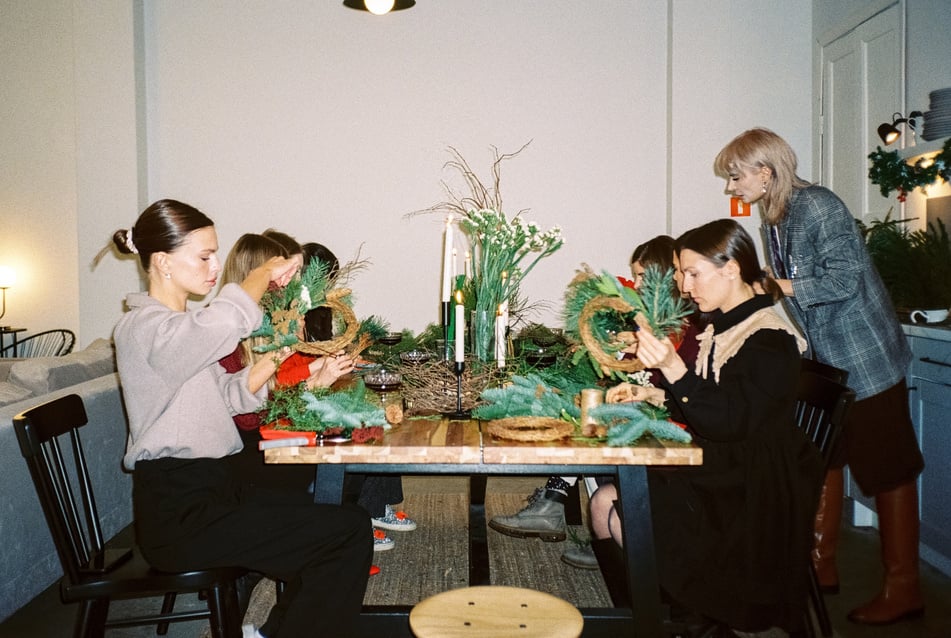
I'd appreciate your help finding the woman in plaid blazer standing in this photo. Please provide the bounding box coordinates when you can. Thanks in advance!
[714,128,925,626]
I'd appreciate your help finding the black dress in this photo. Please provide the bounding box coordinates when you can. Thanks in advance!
[649,295,824,632]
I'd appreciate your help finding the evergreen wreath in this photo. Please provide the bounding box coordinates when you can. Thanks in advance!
[563,265,692,380]
[868,138,951,202]
[251,259,363,356]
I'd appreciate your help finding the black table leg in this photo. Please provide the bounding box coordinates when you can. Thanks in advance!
[615,465,664,638]
[468,475,490,585]
[313,464,345,505]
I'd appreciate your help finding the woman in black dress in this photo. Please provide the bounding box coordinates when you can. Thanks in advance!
[590,219,824,634]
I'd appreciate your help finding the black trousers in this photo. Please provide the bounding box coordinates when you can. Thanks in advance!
[133,456,372,637]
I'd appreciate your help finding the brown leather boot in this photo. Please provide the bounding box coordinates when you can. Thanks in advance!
[812,468,844,594]
[848,480,925,625]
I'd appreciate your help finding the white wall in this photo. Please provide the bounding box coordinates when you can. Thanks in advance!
[141,1,671,334]
[0,0,81,339]
[3,0,833,345]
[670,1,813,246]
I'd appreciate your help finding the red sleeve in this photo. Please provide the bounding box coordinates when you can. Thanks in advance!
[219,346,265,430]
[234,411,264,431]
[218,345,244,373]
[276,352,316,387]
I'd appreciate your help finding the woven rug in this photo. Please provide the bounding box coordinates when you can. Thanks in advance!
[213,479,610,634]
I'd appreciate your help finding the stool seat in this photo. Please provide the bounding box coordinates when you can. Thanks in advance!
[409,585,583,638]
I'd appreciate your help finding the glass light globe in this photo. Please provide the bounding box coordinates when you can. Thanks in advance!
[0,266,15,289]
[365,0,395,15]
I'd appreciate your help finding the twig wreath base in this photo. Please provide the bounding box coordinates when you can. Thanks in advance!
[579,296,647,373]
[292,288,361,356]
[484,417,576,441]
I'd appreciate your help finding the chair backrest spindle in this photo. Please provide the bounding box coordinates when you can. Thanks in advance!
[1,329,76,357]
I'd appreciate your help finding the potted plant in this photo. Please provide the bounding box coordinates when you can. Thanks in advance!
[861,216,951,313]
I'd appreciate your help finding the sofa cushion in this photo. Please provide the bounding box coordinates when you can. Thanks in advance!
[0,381,32,407]
[8,338,116,396]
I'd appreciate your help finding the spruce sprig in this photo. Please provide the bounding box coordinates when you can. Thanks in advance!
[471,374,581,421]
[589,402,692,446]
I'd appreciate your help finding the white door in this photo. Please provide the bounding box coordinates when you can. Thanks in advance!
[819,3,903,225]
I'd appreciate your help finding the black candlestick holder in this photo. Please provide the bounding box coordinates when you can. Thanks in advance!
[441,300,451,361]
[444,360,471,420]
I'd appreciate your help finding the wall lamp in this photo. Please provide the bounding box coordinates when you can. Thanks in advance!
[343,0,415,15]
[0,266,15,322]
[877,111,924,145]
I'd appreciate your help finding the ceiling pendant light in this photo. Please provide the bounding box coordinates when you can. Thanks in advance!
[365,0,394,14]
[343,0,415,15]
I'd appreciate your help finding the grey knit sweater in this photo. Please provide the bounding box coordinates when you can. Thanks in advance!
[115,284,267,470]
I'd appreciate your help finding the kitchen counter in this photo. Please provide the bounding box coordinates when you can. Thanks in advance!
[902,321,951,340]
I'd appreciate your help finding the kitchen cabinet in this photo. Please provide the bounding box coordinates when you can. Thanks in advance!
[847,324,951,577]
[847,325,951,576]
[906,325,951,577]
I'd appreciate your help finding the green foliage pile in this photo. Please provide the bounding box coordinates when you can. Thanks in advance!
[260,380,386,433]
[863,217,951,308]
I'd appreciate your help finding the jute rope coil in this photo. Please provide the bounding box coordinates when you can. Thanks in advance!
[578,295,645,373]
[484,417,576,442]
[292,288,361,356]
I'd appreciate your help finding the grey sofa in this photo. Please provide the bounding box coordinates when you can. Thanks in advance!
[0,340,131,622]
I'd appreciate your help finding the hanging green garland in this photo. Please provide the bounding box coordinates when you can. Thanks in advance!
[868,138,951,202]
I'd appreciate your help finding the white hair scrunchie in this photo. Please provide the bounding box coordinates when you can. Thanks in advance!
[125,228,139,254]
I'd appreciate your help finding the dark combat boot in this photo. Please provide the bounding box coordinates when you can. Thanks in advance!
[489,488,567,542]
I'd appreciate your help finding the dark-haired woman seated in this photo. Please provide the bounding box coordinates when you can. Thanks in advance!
[590,219,823,635]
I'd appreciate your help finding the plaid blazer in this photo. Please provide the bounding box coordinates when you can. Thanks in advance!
[766,185,910,400]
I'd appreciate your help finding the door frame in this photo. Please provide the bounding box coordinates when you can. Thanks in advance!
[813,0,905,195]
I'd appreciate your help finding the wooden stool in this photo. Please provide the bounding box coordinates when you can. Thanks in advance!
[409,585,583,638]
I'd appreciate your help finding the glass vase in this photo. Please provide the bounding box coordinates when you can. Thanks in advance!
[470,309,496,363]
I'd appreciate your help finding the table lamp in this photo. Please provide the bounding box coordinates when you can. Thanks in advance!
[0,266,15,323]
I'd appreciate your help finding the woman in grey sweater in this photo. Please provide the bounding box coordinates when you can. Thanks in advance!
[112,199,372,638]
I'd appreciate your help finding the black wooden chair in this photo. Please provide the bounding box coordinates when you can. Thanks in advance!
[794,362,854,638]
[14,393,247,638]
[1,328,75,357]
[664,362,855,638]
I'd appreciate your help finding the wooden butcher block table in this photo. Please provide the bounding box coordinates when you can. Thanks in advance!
[265,417,702,638]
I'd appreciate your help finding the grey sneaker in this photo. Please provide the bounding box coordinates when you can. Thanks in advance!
[489,488,567,542]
